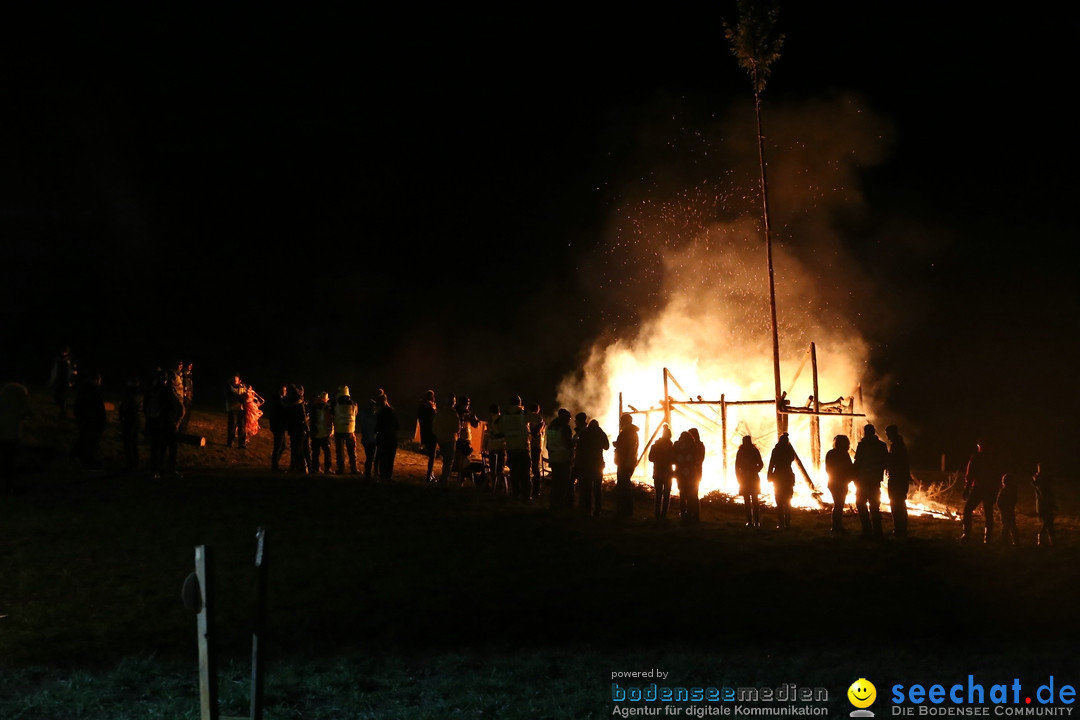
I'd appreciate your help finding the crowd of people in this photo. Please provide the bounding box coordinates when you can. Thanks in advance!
[224,374,400,481]
[0,347,1061,546]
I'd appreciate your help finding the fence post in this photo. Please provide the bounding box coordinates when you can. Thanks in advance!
[195,545,219,720]
[250,527,267,720]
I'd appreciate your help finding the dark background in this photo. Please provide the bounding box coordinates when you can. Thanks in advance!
[2,5,1076,472]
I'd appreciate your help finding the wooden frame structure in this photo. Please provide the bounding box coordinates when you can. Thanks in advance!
[618,342,865,493]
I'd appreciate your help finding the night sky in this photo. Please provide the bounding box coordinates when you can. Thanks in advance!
[2,5,1076,472]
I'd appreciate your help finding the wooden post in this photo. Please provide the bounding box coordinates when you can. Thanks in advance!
[844,395,855,442]
[250,528,267,720]
[662,369,671,429]
[810,342,821,470]
[720,394,728,483]
[195,545,219,720]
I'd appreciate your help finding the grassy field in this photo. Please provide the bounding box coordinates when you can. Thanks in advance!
[1,389,1077,719]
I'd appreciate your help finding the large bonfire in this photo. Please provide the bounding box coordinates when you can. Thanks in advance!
[553,95,951,518]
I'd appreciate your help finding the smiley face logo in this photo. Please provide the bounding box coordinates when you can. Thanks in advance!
[847,678,877,709]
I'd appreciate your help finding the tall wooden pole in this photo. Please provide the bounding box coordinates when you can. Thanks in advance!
[721,394,728,481]
[811,342,821,469]
[726,1,785,437]
[753,67,783,435]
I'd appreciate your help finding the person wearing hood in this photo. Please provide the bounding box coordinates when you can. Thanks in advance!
[308,391,334,474]
[885,424,911,538]
[374,391,399,481]
[673,428,705,524]
[613,412,640,518]
[735,434,764,528]
[545,408,574,510]
[496,395,530,501]
[853,423,888,540]
[575,416,609,517]
[333,385,359,475]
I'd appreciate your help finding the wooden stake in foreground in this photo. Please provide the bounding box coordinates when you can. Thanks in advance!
[182,529,269,720]
[250,527,267,720]
[181,545,219,720]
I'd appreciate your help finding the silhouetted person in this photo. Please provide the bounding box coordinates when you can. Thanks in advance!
[767,432,796,529]
[674,428,705,525]
[961,439,998,543]
[853,423,887,540]
[455,396,480,476]
[333,386,358,475]
[498,395,530,500]
[170,361,187,432]
[526,402,546,499]
[483,403,507,494]
[359,398,378,479]
[284,384,310,474]
[735,434,763,528]
[375,391,399,481]
[147,369,183,478]
[825,434,854,533]
[267,384,288,470]
[575,417,609,517]
[433,392,460,484]
[1032,463,1056,547]
[225,374,249,449]
[649,424,675,520]
[118,376,144,472]
[885,424,911,538]
[417,389,437,482]
[179,362,194,433]
[996,472,1020,545]
[49,346,77,417]
[546,408,574,510]
[613,412,640,519]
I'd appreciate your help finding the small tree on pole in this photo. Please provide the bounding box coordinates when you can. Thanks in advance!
[724,0,786,433]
